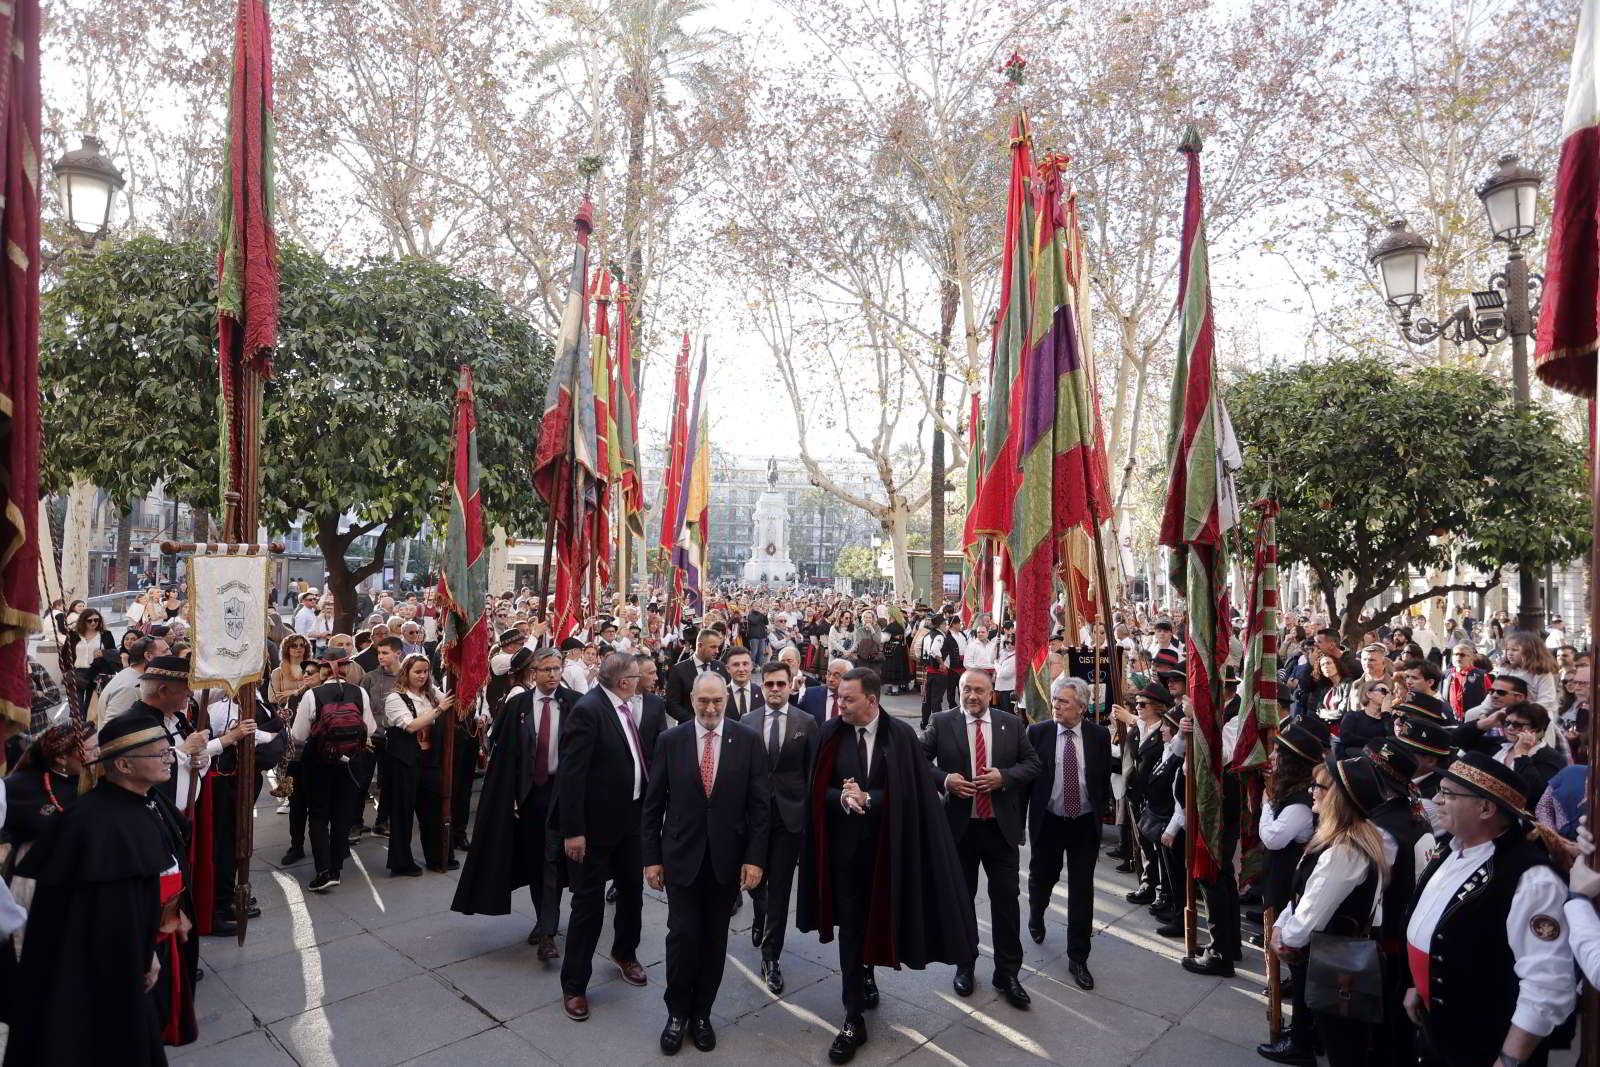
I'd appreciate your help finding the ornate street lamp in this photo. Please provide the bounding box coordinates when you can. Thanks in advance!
[1367,152,1547,630]
[51,135,125,244]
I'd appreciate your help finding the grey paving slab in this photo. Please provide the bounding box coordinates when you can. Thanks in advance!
[434,940,617,1022]
[219,929,423,1023]
[1182,975,1280,1053]
[374,906,535,970]
[167,1028,298,1067]
[201,899,366,974]
[399,1025,560,1066]
[893,1018,1056,1067]
[1136,1021,1270,1067]
[187,968,260,1050]
[274,972,496,1067]
[506,988,716,1067]
[730,974,962,1066]
[1063,923,1219,1023]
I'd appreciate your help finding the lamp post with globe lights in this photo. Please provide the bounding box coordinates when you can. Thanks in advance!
[1367,152,1546,631]
[50,135,124,247]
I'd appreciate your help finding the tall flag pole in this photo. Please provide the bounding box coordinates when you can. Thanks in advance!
[958,389,984,626]
[215,0,278,946]
[658,334,691,629]
[590,268,616,593]
[437,367,489,865]
[0,0,41,736]
[1014,151,1114,723]
[970,102,1034,598]
[1227,500,1279,879]
[1158,125,1243,957]
[531,191,599,643]
[1533,3,1600,1059]
[614,280,645,596]
[671,345,710,618]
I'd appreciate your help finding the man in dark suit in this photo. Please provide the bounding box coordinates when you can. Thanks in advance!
[632,654,670,762]
[557,652,652,1021]
[798,668,978,1065]
[746,659,818,993]
[664,629,728,723]
[798,657,851,729]
[722,646,759,722]
[922,669,1041,1008]
[1025,674,1112,991]
[642,672,770,1055]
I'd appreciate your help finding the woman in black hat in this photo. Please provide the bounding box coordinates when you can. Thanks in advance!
[1266,757,1390,1067]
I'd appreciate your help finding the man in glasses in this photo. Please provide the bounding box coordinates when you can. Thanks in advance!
[6,713,189,1064]
[746,660,816,994]
[1453,678,1567,799]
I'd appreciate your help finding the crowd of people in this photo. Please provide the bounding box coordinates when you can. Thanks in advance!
[3,580,1599,1066]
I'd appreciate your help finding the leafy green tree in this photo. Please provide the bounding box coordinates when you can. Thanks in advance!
[832,545,881,582]
[1229,356,1590,641]
[42,236,552,628]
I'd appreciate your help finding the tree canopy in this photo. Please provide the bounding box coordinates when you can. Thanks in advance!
[1228,356,1590,641]
[42,236,552,624]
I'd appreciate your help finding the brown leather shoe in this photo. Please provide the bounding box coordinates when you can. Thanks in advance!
[562,993,589,1021]
[612,955,648,986]
[536,934,561,961]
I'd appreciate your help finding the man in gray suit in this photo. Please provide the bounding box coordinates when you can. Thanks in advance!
[921,668,1041,1008]
[747,659,817,993]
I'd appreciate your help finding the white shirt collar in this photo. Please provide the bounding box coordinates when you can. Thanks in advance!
[762,701,788,717]
[853,712,882,740]
[1447,837,1496,862]
[695,717,724,743]
[599,685,628,710]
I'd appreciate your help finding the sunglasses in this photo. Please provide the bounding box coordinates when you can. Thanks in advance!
[1370,687,1390,695]
[1490,689,1518,696]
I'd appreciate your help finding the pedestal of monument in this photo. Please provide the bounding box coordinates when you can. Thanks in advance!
[743,488,797,585]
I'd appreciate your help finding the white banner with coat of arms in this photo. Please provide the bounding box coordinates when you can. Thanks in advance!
[187,553,271,697]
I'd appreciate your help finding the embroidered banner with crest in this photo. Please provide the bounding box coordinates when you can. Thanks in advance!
[187,552,270,697]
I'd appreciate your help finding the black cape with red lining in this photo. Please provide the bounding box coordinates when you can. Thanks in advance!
[4,778,177,1067]
[796,713,977,969]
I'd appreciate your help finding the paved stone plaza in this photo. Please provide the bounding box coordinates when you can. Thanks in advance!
[174,694,1317,1066]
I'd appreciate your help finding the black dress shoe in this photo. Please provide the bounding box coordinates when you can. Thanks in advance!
[861,970,878,1009]
[827,1019,868,1064]
[1146,895,1171,915]
[1125,885,1155,905]
[1181,951,1235,977]
[452,834,470,851]
[1027,917,1046,944]
[953,968,974,996]
[280,846,307,865]
[690,1017,716,1051]
[993,974,1031,1009]
[1106,845,1127,859]
[208,917,238,937]
[1067,959,1095,991]
[1255,1036,1315,1066]
[1113,860,1137,874]
[660,1016,687,1055]
[762,960,784,995]
[1155,918,1184,939]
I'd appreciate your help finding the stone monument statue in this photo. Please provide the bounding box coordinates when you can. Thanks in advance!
[744,458,797,585]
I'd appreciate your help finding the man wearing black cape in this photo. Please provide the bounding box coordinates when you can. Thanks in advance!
[5,714,187,1067]
[797,667,977,1065]
[452,647,576,961]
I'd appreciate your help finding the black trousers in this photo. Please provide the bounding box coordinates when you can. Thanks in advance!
[1197,866,1241,960]
[211,771,264,911]
[664,854,739,1019]
[1026,811,1098,963]
[1314,1012,1374,1067]
[752,816,802,962]
[385,754,443,871]
[450,734,479,844]
[1286,956,1313,1049]
[831,842,876,1020]
[350,750,376,827]
[955,819,1022,978]
[521,783,563,935]
[287,756,308,850]
[1159,831,1186,916]
[921,672,951,726]
[302,757,361,877]
[561,819,644,995]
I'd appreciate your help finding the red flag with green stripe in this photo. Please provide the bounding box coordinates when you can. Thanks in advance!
[1158,126,1242,882]
[1015,153,1113,722]
[438,367,489,711]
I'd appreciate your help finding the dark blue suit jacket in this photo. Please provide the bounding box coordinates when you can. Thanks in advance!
[797,685,833,730]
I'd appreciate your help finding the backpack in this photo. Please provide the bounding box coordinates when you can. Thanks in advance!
[308,682,368,763]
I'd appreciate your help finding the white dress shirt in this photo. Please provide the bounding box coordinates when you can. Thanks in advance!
[202,697,276,758]
[1275,842,1381,948]
[383,688,442,730]
[601,685,645,801]
[293,606,318,636]
[563,659,594,694]
[694,717,724,789]
[727,680,759,720]
[534,685,563,776]
[994,651,1017,692]
[1405,836,1575,1037]
[822,688,841,721]
[1047,721,1090,818]
[100,668,143,720]
[291,683,379,743]
[1259,798,1315,850]
[759,703,789,754]
[1565,896,1600,987]
[842,713,882,810]
[965,638,995,670]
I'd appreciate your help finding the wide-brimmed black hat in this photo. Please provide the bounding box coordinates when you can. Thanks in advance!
[95,713,173,762]
[1440,751,1534,822]
[1153,647,1181,671]
[1326,754,1390,818]
[498,627,525,646]
[1398,694,1450,724]
[559,637,584,652]
[1392,715,1453,759]
[142,655,190,683]
[507,647,535,675]
[1132,683,1174,709]
[1277,716,1330,763]
[1364,736,1419,789]
[321,646,351,663]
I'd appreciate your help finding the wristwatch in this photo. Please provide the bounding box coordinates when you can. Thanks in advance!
[1500,1052,1526,1067]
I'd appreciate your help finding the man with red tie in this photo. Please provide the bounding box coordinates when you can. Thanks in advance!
[921,669,1041,1008]
[1024,675,1113,991]
[453,647,577,960]
[642,672,770,1054]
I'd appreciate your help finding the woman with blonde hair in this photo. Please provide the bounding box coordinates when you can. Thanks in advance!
[270,633,318,860]
[1267,757,1391,1066]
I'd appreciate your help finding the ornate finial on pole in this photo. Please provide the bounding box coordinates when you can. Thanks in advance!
[577,154,604,194]
[999,51,1026,86]
[1179,123,1203,155]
